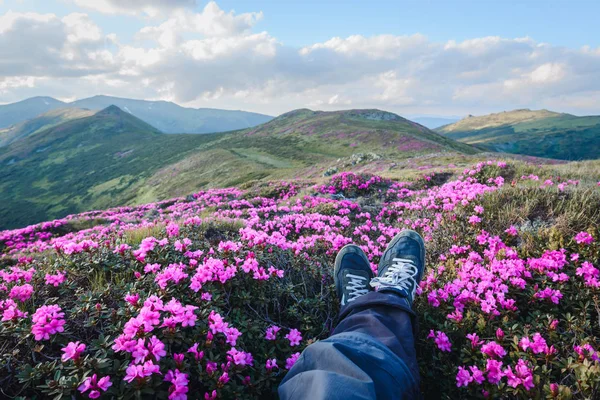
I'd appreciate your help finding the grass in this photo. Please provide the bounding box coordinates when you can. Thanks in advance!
[438,111,600,161]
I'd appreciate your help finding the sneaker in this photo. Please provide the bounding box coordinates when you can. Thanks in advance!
[334,244,374,306]
[370,230,426,306]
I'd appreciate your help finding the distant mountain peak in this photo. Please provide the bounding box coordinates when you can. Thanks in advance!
[96,104,125,116]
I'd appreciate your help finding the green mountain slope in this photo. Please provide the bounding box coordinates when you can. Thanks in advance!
[0,96,66,128]
[437,109,600,160]
[0,107,478,229]
[0,106,222,229]
[130,108,479,202]
[70,95,273,134]
[0,108,94,147]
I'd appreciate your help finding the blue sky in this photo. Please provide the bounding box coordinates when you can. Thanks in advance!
[1,0,599,116]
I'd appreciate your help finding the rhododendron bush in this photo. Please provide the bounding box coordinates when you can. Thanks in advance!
[0,160,599,399]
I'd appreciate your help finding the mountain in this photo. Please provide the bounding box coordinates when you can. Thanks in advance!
[0,108,94,147]
[70,95,273,134]
[0,95,273,137]
[0,96,66,128]
[411,116,460,129]
[128,108,479,203]
[0,107,478,229]
[436,109,600,160]
[0,106,220,229]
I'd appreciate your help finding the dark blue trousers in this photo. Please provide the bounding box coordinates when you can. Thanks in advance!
[278,292,421,399]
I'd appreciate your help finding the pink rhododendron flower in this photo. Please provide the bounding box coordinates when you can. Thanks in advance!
[265,325,281,340]
[574,231,594,245]
[285,329,303,346]
[481,341,506,359]
[165,370,189,400]
[61,341,86,362]
[78,374,112,399]
[428,330,452,352]
[31,304,65,341]
[504,359,534,391]
[456,366,473,387]
[285,352,301,369]
[45,271,66,286]
[266,358,278,370]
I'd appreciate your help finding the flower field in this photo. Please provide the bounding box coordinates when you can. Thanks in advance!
[1,160,599,399]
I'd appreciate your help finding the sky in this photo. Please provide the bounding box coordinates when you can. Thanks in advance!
[1,0,600,117]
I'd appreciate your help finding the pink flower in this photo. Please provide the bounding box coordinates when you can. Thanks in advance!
[468,215,481,225]
[225,326,242,346]
[78,374,112,398]
[504,359,534,391]
[429,330,452,352]
[9,284,34,302]
[495,328,504,341]
[148,336,167,361]
[265,325,281,340]
[485,359,504,384]
[534,287,563,304]
[470,366,485,384]
[31,304,65,341]
[266,358,278,370]
[466,333,483,349]
[125,293,139,306]
[574,231,594,245]
[218,372,230,384]
[285,329,303,346]
[187,343,204,361]
[204,390,217,400]
[474,205,484,214]
[481,341,506,359]
[505,226,518,236]
[124,361,160,382]
[61,341,86,362]
[165,370,189,400]
[456,366,473,387]
[166,222,180,237]
[45,271,66,286]
[285,352,301,369]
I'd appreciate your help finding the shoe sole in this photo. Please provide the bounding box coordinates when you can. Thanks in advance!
[378,229,426,277]
[334,244,373,298]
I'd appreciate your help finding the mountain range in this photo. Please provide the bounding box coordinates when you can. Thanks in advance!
[0,105,478,229]
[0,96,273,135]
[436,109,600,160]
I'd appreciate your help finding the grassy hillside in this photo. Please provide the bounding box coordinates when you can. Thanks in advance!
[130,108,479,203]
[0,106,222,229]
[0,108,94,147]
[0,107,478,229]
[437,109,600,160]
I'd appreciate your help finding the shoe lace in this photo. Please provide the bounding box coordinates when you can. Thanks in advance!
[370,258,418,298]
[346,273,369,302]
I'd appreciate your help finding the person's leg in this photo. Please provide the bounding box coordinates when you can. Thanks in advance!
[279,230,426,400]
[334,291,420,383]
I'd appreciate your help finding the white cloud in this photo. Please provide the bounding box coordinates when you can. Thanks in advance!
[69,0,195,17]
[1,3,600,117]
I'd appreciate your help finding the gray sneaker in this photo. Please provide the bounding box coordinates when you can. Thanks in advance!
[370,230,426,306]
[334,244,374,306]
